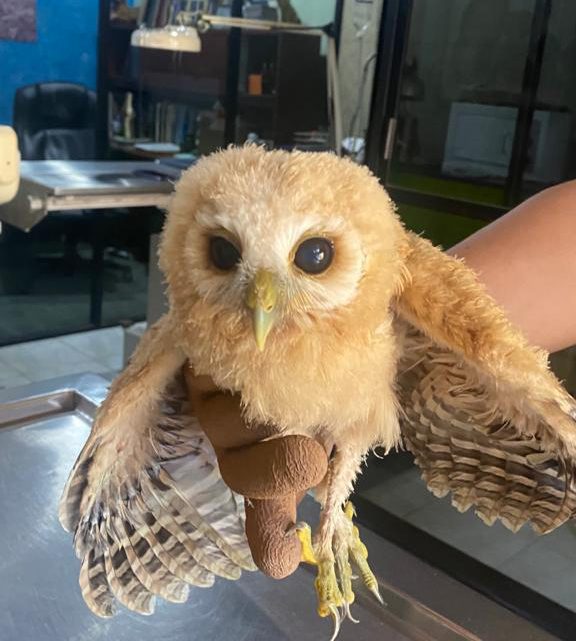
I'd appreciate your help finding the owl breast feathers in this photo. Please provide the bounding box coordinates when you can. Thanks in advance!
[59,146,576,626]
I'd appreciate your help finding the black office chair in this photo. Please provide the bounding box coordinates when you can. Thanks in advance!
[5,82,134,325]
[13,82,97,161]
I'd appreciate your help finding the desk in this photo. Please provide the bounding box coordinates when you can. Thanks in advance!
[0,160,177,233]
[0,160,180,329]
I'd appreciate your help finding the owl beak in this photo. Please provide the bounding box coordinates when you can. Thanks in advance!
[245,270,278,351]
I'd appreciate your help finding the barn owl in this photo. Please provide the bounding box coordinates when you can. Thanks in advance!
[59,146,576,635]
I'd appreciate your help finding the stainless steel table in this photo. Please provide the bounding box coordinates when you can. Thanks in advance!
[0,161,177,233]
[0,375,557,641]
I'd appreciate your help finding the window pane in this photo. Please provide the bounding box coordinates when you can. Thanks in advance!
[387,0,536,207]
[521,0,576,198]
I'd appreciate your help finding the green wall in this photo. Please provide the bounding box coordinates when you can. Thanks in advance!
[398,204,487,249]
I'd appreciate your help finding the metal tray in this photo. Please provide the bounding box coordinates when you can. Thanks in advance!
[0,375,554,641]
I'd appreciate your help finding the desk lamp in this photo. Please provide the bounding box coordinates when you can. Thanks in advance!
[131,11,342,154]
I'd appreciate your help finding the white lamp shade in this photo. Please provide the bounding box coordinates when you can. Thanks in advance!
[131,25,202,53]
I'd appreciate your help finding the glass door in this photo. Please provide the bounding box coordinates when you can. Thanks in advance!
[367,0,563,220]
[520,0,576,201]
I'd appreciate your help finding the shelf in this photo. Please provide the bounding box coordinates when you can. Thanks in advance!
[98,1,329,159]
[109,76,224,107]
[238,93,277,107]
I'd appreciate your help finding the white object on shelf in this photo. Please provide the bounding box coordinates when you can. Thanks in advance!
[442,101,571,184]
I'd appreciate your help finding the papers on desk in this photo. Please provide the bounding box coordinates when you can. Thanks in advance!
[134,142,181,154]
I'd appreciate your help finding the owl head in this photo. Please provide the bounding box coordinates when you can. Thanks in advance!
[160,146,406,360]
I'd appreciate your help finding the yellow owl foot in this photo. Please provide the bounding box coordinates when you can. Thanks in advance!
[296,504,382,638]
[296,523,348,619]
[296,522,318,566]
[314,556,349,641]
[315,557,345,617]
[344,502,383,604]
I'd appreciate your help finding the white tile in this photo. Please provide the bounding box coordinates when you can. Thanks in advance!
[0,361,32,389]
[0,338,86,380]
[404,496,540,567]
[94,349,123,372]
[97,370,120,382]
[0,360,29,380]
[0,337,102,381]
[501,540,576,610]
[60,326,124,362]
[361,469,437,517]
[24,358,114,382]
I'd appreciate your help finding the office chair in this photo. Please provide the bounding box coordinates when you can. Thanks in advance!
[13,82,97,161]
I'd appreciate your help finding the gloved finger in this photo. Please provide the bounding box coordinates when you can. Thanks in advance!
[185,368,276,448]
[245,495,301,579]
[218,435,328,498]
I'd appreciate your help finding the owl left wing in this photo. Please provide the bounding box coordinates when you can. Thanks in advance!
[393,231,576,534]
[59,316,255,618]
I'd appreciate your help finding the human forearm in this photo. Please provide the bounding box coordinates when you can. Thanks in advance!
[448,181,576,353]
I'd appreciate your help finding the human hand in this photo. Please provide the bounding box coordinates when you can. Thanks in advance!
[184,367,329,578]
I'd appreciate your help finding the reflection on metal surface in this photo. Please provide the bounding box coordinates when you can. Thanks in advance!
[0,375,548,641]
[0,161,178,231]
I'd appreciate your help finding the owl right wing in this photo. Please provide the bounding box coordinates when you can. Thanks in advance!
[58,315,255,618]
[394,232,576,535]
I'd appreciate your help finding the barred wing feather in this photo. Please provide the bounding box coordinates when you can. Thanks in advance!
[398,324,576,535]
[58,378,255,618]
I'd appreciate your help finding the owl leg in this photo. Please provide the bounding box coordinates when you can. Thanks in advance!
[341,501,381,601]
[301,447,381,631]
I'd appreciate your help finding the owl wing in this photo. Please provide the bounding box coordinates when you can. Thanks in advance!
[58,315,255,618]
[393,232,576,534]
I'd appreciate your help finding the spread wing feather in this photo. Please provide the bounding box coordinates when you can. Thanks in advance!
[59,372,256,618]
[397,325,576,534]
[395,232,576,535]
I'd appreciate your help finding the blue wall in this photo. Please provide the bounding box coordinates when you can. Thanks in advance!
[0,0,98,125]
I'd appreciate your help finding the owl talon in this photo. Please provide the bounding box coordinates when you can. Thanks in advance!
[304,502,382,635]
[315,557,344,617]
[348,512,383,604]
[296,522,317,565]
[334,539,354,607]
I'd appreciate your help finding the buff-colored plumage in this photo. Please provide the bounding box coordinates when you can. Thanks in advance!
[59,146,576,634]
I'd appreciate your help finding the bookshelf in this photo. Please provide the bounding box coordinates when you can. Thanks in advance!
[96,0,332,160]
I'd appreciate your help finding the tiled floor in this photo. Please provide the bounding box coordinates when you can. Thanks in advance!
[0,326,124,389]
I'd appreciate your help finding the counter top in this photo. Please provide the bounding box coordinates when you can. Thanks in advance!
[0,374,557,641]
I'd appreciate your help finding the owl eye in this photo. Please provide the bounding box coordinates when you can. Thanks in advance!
[209,236,241,271]
[294,237,334,275]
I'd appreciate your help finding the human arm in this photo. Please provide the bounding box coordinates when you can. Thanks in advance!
[184,369,328,579]
[448,180,576,353]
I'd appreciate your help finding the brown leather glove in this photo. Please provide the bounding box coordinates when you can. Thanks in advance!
[184,366,328,578]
